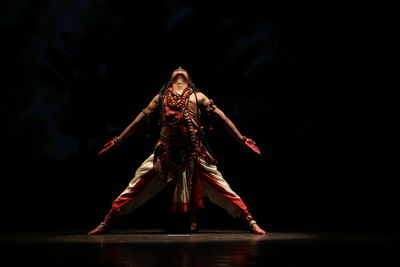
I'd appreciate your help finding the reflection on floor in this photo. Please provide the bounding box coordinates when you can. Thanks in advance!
[0,229,398,266]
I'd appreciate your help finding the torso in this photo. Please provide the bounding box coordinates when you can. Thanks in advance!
[153,87,217,176]
[157,88,202,148]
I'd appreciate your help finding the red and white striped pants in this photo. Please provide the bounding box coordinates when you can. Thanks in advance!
[103,154,257,226]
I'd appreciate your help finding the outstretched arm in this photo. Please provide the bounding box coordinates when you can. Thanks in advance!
[197,92,261,154]
[117,94,159,142]
[98,94,159,155]
[211,106,245,144]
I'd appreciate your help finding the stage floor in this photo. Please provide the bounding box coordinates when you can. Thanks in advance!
[0,229,398,266]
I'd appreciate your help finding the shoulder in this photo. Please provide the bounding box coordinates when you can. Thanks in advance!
[151,94,160,103]
[194,91,209,102]
[193,91,217,111]
[147,94,160,108]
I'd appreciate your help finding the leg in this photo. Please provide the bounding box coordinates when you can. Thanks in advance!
[88,154,167,234]
[198,158,267,234]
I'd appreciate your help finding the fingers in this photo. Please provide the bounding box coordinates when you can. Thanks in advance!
[252,145,261,154]
[105,140,114,147]
[245,138,262,154]
[105,142,114,149]
[98,148,108,155]
[98,140,116,155]
[249,144,261,154]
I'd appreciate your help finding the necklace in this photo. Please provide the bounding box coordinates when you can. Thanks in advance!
[166,87,193,109]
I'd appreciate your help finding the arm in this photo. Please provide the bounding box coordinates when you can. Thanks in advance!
[212,107,246,144]
[98,94,159,155]
[117,94,159,142]
[197,92,261,154]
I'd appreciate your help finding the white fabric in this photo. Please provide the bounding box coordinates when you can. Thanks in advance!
[198,157,245,219]
[117,154,167,216]
[114,153,246,219]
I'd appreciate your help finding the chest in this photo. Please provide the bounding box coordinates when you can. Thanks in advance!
[163,93,199,110]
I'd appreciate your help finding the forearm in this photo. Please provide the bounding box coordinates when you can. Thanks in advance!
[220,117,245,143]
[117,111,147,142]
[116,95,159,143]
[200,95,258,153]
[212,109,245,143]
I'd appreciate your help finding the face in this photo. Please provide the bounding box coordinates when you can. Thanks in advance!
[171,69,189,81]
[172,74,188,91]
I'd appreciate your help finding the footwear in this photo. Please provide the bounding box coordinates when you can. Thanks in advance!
[88,222,109,235]
[249,223,267,234]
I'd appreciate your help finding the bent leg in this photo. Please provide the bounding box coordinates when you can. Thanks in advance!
[198,158,258,227]
[103,154,167,225]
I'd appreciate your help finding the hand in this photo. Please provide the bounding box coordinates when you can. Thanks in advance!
[242,136,261,155]
[98,136,121,155]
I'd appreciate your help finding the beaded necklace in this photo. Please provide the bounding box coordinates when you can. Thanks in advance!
[166,86,193,109]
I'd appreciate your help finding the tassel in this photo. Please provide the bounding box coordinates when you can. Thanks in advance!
[146,116,151,139]
[208,113,213,131]
[207,99,216,131]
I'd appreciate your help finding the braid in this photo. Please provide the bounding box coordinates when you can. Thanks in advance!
[158,81,171,103]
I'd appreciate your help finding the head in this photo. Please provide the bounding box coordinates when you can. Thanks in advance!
[170,66,190,82]
[172,73,189,91]
[159,66,199,100]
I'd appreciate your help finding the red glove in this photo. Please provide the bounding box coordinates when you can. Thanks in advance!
[242,136,261,154]
[98,136,121,155]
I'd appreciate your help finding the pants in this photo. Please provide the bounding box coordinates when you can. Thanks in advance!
[102,153,257,226]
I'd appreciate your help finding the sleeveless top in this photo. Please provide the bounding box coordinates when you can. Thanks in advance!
[153,86,217,182]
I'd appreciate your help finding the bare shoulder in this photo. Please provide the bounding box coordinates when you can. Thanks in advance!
[151,94,160,103]
[145,94,160,109]
[194,91,209,103]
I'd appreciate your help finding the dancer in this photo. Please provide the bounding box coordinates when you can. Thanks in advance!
[88,67,267,235]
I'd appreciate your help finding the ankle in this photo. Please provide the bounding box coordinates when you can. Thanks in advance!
[190,222,199,233]
[248,219,257,229]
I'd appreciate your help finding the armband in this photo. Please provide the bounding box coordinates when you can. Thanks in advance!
[142,106,151,116]
[206,99,217,112]
[112,136,121,144]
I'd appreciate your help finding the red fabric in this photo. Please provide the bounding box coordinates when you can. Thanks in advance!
[244,138,261,154]
[110,169,157,211]
[172,202,190,212]
[199,165,249,212]
[170,158,204,213]
[171,162,251,215]
[191,158,204,211]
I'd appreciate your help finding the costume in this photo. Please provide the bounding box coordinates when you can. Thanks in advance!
[91,67,263,233]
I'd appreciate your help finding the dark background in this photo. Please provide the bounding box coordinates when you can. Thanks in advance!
[1,0,399,234]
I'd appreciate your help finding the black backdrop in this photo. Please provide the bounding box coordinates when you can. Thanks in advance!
[2,0,399,234]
